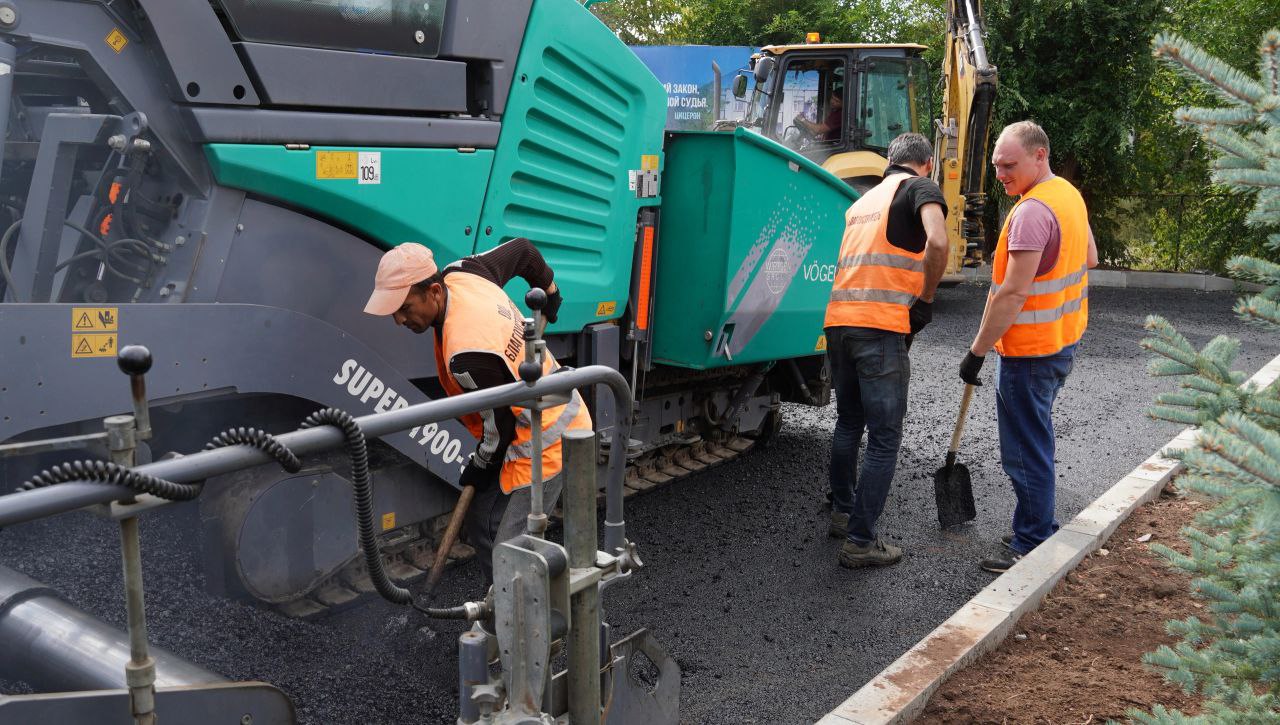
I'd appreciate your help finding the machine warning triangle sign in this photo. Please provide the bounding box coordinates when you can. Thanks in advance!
[70,307,118,332]
[72,332,117,358]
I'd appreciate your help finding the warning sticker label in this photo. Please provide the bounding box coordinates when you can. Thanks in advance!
[72,307,118,332]
[316,151,358,180]
[358,151,381,185]
[105,29,128,54]
[595,301,617,317]
[381,512,396,531]
[72,333,117,358]
[815,334,827,352]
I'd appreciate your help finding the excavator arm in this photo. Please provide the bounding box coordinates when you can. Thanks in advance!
[935,0,998,271]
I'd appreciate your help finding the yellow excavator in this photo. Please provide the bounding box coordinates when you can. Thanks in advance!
[728,0,997,278]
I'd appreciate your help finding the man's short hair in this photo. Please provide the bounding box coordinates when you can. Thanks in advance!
[999,120,1051,155]
[887,133,933,167]
[412,271,444,291]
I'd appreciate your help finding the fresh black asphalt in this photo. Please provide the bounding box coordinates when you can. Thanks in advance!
[2,283,1276,724]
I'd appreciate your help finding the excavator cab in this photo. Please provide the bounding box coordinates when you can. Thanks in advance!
[729,0,996,280]
[742,44,931,193]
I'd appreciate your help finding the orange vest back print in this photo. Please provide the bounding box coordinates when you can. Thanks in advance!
[823,173,925,334]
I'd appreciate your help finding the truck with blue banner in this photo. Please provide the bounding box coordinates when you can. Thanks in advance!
[632,0,998,278]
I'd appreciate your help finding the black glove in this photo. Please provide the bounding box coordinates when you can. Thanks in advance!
[459,457,500,490]
[959,351,985,386]
[908,299,933,335]
[544,288,563,324]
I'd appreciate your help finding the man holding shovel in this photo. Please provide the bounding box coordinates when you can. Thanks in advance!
[824,132,950,568]
[364,239,591,585]
[959,121,1097,573]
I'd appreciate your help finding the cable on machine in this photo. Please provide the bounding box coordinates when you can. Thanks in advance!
[19,406,476,619]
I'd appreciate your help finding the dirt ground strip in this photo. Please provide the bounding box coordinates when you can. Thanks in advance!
[918,485,1202,724]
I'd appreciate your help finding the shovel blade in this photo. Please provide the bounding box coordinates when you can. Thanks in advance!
[933,463,977,529]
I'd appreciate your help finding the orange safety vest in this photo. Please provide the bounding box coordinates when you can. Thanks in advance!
[434,271,593,493]
[823,173,924,334]
[992,176,1090,357]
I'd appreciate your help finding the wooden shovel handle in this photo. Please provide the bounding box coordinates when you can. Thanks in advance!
[948,384,976,456]
[424,484,476,593]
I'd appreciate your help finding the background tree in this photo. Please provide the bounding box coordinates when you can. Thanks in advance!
[586,0,683,44]
[1118,0,1280,272]
[1134,29,1280,723]
[590,0,944,53]
[980,0,1164,262]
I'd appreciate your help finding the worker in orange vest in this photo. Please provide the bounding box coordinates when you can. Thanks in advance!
[823,132,950,568]
[364,239,592,582]
[959,121,1098,573]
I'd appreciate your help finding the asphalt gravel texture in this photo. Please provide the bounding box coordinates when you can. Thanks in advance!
[2,283,1278,724]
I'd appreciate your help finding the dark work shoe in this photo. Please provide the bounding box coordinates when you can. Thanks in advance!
[839,538,903,568]
[980,547,1023,573]
[829,511,850,538]
[1001,534,1015,552]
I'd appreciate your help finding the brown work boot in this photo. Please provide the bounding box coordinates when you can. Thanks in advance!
[839,538,903,568]
[828,511,850,538]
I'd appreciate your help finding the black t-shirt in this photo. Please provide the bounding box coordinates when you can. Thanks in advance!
[882,164,947,254]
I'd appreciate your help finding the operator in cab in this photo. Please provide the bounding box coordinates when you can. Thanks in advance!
[795,80,844,143]
[363,239,593,582]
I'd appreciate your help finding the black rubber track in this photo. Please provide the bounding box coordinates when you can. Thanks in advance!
[2,284,1277,724]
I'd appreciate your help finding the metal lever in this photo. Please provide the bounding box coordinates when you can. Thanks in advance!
[110,345,158,725]
[521,288,548,538]
[116,345,152,441]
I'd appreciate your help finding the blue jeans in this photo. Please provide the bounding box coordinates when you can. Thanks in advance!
[996,343,1076,554]
[826,326,910,545]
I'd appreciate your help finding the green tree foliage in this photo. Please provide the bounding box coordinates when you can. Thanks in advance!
[1116,1,1280,273]
[589,0,944,53]
[980,0,1164,262]
[1132,30,1280,724]
[586,0,683,44]
[666,0,942,48]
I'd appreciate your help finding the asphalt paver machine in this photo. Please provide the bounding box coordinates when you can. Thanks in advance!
[0,0,852,615]
[0,0,863,721]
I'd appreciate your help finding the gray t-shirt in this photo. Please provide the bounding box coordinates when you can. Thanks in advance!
[1007,192,1094,276]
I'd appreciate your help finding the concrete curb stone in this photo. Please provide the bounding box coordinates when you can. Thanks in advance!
[817,352,1280,725]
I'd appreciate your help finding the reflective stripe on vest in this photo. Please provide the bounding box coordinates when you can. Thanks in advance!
[823,173,924,334]
[1014,285,1088,325]
[990,263,1087,296]
[992,177,1091,357]
[505,391,584,462]
[829,288,918,306]
[434,272,593,493]
[836,253,925,272]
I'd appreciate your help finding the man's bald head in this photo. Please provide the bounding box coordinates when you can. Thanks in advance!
[997,120,1050,156]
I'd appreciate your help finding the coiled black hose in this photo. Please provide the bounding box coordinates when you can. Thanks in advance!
[204,427,302,473]
[19,459,204,500]
[299,408,419,609]
[298,408,480,618]
[18,426,302,499]
[22,409,468,618]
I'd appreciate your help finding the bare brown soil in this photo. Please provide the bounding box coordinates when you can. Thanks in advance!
[918,486,1203,724]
